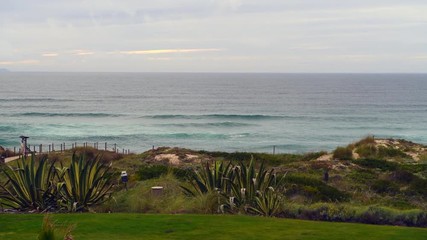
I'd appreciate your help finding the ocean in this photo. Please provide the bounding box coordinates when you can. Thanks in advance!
[0,72,426,153]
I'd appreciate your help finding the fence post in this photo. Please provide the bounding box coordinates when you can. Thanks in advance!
[105,142,107,151]
[48,145,51,153]
[14,147,16,154]
[63,142,65,151]
[39,144,42,153]
[33,145,36,153]
[52,143,55,152]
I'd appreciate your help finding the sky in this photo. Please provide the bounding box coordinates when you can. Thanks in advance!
[1,0,427,72]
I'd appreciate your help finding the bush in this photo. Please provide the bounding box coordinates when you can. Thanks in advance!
[355,136,376,147]
[358,206,398,225]
[377,146,410,159]
[407,178,427,197]
[347,169,377,184]
[355,144,377,158]
[332,146,353,160]
[280,203,427,227]
[401,163,427,173]
[0,148,16,158]
[419,154,427,163]
[371,180,399,194]
[390,170,415,184]
[284,175,349,202]
[352,158,398,171]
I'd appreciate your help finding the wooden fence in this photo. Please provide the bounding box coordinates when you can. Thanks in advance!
[6,142,131,157]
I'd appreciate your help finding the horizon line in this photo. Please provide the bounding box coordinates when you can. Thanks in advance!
[1,70,427,74]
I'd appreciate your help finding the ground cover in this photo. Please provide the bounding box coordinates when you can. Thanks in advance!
[0,213,426,240]
[1,137,427,229]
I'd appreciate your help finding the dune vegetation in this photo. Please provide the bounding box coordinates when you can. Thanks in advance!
[1,137,427,238]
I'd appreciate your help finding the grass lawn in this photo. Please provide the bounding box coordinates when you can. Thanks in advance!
[0,214,426,239]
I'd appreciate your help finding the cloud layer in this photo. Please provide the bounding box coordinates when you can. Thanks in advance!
[1,0,426,72]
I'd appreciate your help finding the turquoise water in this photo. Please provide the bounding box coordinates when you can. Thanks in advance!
[0,72,426,153]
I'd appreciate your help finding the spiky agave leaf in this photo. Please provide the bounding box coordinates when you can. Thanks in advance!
[181,161,233,196]
[0,154,59,211]
[250,187,283,217]
[226,157,286,214]
[57,153,113,212]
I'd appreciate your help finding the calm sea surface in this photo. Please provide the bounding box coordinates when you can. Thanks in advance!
[0,72,426,153]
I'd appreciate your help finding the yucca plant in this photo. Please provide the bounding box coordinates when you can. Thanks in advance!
[181,161,233,196]
[0,155,59,211]
[57,154,113,212]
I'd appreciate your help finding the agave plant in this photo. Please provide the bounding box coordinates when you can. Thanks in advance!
[227,159,284,211]
[182,158,286,216]
[250,186,283,217]
[181,161,233,196]
[0,155,59,211]
[57,154,113,212]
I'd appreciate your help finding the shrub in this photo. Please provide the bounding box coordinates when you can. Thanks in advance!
[419,154,427,163]
[390,170,415,184]
[280,203,427,227]
[284,175,349,202]
[355,136,376,147]
[0,148,16,158]
[347,169,377,184]
[407,178,427,197]
[358,206,398,225]
[371,180,399,194]
[332,146,353,160]
[352,158,398,171]
[377,146,410,159]
[401,163,427,173]
[355,144,377,158]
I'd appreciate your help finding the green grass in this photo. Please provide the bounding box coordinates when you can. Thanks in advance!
[0,214,426,240]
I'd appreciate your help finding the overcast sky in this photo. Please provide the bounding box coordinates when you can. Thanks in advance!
[1,0,426,72]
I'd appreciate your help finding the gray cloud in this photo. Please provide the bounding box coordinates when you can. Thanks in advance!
[1,0,426,72]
